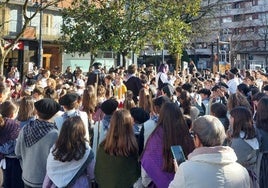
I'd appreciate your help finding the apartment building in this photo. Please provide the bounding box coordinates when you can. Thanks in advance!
[191,0,268,72]
[1,0,65,76]
[220,0,268,70]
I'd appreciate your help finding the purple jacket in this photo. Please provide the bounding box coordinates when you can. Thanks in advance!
[141,126,174,188]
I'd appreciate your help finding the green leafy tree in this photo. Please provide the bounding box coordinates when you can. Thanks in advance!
[61,0,156,67]
[61,0,205,69]
[147,0,201,72]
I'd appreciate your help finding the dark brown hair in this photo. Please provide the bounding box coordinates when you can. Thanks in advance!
[179,90,191,115]
[52,116,87,162]
[0,100,17,119]
[103,109,138,156]
[44,87,58,100]
[151,102,194,173]
[138,88,153,114]
[230,106,255,139]
[17,96,36,121]
[81,85,97,115]
[256,96,268,132]
[227,92,252,112]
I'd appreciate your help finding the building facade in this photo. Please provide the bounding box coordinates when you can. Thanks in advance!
[220,0,268,70]
[1,0,64,77]
[190,0,268,72]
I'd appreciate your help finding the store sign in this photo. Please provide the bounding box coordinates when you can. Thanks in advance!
[4,40,24,50]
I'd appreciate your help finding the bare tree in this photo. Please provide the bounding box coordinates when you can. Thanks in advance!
[0,0,61,75]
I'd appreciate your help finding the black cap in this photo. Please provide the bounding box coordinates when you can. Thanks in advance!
[181,83,193,92]
[92,62,102,69]
[101,98,118,115]
[34,98,61,118]
[130,107,150,124]
[198,88,211,96]
[162,84,175,97]
[59,93,79,106]
[218,82,229,89]
[229,67,239,75]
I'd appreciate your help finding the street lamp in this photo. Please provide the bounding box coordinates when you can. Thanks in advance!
[38,4,43,69]
[34,1,44,68]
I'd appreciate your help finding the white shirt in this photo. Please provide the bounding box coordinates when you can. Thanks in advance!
[227,77,240,94]
[54,109,89,141]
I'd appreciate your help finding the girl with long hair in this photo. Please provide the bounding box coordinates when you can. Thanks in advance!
[95,109,140,188]
[138,87,153,114]
[255,97,268,188]
[229,106,259,187]
[141,102,194,188]
[43,116,95,188]
[81,85,97,124]
[16,96,36,128]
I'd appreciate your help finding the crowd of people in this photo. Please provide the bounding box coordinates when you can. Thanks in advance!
[0,61,268,188]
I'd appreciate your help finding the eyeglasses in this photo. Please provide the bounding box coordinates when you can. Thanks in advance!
[189,130,196,139]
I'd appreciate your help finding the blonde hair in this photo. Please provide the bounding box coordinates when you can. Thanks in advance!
[123,90,136,110]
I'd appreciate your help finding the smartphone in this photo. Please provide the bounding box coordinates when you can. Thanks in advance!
[171,145,186,165]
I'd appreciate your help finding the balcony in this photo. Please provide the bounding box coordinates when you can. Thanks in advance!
[220,5,268,16]
[37,27,61,41]
[221,19,264,29]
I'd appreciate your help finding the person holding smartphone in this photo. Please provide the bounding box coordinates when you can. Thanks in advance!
[141,102,194,188]
[169,115,250,188]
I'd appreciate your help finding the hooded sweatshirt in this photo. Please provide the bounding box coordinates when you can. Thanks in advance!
[169,146,250,188]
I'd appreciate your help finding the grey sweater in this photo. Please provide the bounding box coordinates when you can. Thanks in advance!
[15,128,58,187]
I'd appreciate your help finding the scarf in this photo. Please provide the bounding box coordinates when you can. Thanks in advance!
[102,115,112,132]
[0,118,20,144]
[23,119,57,147]
[61,110,80,120]
[47,143,93,187]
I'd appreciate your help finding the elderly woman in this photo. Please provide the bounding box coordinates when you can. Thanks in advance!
[169,115,250,188]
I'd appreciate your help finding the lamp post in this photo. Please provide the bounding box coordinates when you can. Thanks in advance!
[216,36,219,72]
[34,1,43,68]
[229,37,232,67]
[38,4,43,69]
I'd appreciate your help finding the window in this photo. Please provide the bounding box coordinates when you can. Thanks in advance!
[252,0,258,6]
[246,41,253,47]
[43,14,53,28]
[42,14,53,35]
[246,27,255,33]
[258,27,268,34]
[222,17,232,23]
[233,2,241,9]
[234,28,242,35]
[245,14,253,20]
[244,2,252,8]
[224,4,232,11]
[234,15,243,22]
[259,13,267,20]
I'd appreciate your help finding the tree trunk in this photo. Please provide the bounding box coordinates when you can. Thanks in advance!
[122,51,128,68]
[0,55,4,76]
[175,53,181,75]
[0,51,8,76]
